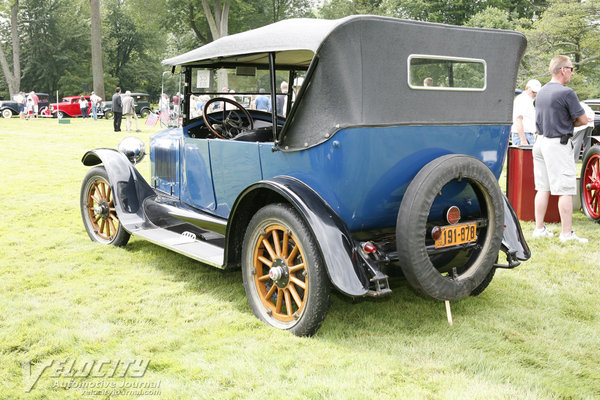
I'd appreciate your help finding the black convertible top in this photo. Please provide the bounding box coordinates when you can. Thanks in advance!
[165,16,527,150]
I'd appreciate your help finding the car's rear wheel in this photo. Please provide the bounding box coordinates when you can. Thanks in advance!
[396,155,504,300]
[105,111,114,120]
[242,204,329,336]
[56,111,66,119]
[80,166,130,246]
[580,145,600,222]
[2,109,13,118]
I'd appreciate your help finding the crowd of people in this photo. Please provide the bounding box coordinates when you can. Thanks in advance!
[13,91,40,119]
[513,55,595,244]
[110,87,142,133]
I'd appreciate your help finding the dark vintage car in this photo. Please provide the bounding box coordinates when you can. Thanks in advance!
[579,99,600,222]
[1,92,49,118]
[101,92,152,119]
[583,98,600,134]
[49,95,91,118]
[80,16,530,336]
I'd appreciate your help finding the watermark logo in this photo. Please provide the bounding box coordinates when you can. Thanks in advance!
[22,358,155,394]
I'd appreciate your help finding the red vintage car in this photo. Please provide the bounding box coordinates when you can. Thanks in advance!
[48,95,91,118]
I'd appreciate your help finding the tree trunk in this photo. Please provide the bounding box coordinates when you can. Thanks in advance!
[90,0,105,99]
[201,0,230,41]
[0,0,21,96]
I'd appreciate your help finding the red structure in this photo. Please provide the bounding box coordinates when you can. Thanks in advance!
[506,146,560,222]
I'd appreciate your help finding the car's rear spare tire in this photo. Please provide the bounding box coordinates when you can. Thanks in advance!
[396,155,504,300]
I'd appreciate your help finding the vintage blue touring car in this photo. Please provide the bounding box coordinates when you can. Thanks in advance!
[80,16,530,335]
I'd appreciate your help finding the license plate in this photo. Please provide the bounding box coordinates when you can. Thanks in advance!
[435,222,477,248]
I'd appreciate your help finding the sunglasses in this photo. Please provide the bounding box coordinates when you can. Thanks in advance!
[562,66,574,71]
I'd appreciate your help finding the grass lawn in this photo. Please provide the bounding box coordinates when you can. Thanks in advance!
[1,117,599,399]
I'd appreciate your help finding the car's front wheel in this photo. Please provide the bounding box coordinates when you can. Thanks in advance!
[242,204,330,336]
[105,111,114,120]
[80,166,130,246]
[140,108,150,118]
[2,109,13,118]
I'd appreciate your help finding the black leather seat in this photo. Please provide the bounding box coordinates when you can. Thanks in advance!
[233,126,280,142]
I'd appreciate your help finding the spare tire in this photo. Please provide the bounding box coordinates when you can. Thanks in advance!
[396,154,504,300]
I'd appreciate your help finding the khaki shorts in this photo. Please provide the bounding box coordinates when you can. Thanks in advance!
[532,135,576,195]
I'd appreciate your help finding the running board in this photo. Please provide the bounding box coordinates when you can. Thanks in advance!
[130,227,224,268]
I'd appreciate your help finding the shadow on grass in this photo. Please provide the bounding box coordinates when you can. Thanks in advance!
[123,239,501,339]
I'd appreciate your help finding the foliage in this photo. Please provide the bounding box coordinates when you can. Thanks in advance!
[384,0,547,26]
[520,0,600,98]
[1,119,600,398]
[0,0,599,107]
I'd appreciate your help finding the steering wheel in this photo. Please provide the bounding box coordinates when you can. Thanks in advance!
[202,97,254,139]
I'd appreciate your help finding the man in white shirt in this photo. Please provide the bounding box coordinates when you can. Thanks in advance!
[511,79,541,145]
[89,91,102,120]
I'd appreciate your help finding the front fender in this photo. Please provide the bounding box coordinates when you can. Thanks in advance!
[228,176,370,297]
[82,148,155,230]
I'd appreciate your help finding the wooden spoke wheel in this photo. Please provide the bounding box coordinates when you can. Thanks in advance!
[80,166,130,246]
[242,204,329,336]
[253,224,308,322]
[580,145,600,222]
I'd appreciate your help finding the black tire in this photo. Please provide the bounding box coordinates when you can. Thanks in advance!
[80,166,130,247]
[140,108,150,118]
[580,145,600,222]
[2,109,13,118]
[396,155,504,300]
[470,265,496,297]
[105,111,114,120]
[242,203,330,336]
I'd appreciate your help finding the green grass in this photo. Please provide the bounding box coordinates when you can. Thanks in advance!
[1,118,599,399]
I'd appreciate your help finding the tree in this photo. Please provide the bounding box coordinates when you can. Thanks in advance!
[319,0,384,19]
[90,0,105,99]
[0,0,21,96]
[523,0,600,98]
[465,7,516,30]
[202,0,231,40]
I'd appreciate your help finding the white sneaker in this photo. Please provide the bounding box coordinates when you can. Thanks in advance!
[559,231,588,244]
[532,226,554,238]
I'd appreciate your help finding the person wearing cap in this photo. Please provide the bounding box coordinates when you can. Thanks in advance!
[532,55,591,243]
[511,79,541,146]
[121,90,136,132]
[89,91,102,120]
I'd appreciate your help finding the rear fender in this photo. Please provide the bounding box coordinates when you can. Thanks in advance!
[500,193,531,263]
[82,148,155,230]
[228,176,370,297]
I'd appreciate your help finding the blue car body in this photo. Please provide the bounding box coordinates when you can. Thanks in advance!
[82,15,531,335]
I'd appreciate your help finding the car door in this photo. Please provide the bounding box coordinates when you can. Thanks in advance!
[207,140,263,218]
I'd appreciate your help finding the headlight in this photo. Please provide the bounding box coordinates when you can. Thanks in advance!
[118,137,146,165]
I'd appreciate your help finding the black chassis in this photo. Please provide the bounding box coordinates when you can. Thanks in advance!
[83,148,530,299]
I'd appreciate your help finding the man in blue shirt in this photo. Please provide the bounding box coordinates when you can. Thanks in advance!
[532,55,590,243]
[253,88,271,112]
